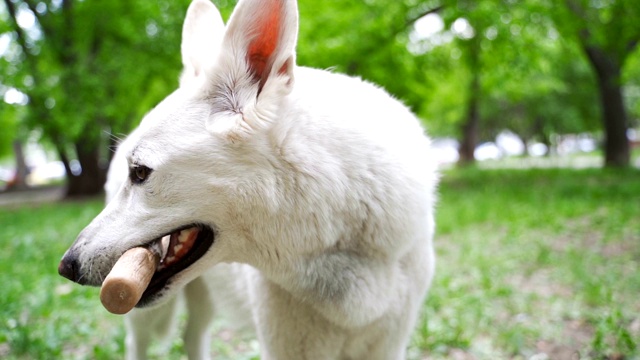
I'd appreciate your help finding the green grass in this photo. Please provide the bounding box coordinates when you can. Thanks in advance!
[0,199,125,359]
[412,168,640,359]
[1,168,639,359]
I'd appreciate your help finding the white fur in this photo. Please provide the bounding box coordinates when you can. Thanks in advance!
[63,0,438,358]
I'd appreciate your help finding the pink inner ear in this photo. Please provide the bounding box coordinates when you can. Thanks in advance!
[247,0,282,81]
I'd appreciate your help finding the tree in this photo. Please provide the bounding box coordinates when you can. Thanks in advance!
[413,0,611,163]
[442,1,488,164]
[3,0,636,183]
[1,0,189,196]
[297,0,436,115]
[477,5,601,148]
[551,0,640,167]
[421,0,540,164]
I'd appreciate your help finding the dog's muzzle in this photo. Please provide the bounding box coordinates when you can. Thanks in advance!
[58,224,216,307]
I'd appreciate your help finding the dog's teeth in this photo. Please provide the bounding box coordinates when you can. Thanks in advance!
[174,244,183,253]
[161,236,170,258]
[165,256,175,264]
[178,231,190,243]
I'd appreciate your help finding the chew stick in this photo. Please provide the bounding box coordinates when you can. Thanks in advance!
[100,245,161,314]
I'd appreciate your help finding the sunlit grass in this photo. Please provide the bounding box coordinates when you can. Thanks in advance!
[1,167,638,359]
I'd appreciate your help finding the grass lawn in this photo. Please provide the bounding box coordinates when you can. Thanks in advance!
[0,167,638,359]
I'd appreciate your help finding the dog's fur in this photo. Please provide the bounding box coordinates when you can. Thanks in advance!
[60,0,438,359]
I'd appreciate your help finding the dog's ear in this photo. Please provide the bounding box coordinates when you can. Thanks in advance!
[222,0,298,94]
[180,0,225,87]
[203,0,298,140]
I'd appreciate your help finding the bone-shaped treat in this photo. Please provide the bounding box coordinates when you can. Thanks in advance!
[100,246,160,314]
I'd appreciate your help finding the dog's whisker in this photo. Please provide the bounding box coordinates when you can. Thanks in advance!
[104,133,129,154]
[105,132,127,143]
[111,133,127,143]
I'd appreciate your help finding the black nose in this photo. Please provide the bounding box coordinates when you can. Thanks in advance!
[58,251,79,282]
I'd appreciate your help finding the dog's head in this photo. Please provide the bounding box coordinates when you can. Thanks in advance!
[58,0,299,307]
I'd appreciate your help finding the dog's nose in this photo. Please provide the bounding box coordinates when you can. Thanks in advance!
[58,251,80,283]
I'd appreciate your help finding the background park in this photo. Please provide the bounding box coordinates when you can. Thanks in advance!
[1,0,639,359]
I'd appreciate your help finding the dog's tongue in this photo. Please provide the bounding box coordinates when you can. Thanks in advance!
[158,227,199,270]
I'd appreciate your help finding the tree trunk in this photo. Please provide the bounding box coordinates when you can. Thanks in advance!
[63,139,107,198]
[458,80,480,165]
[8,140,29,191]
[458,40,481,166]
[584,46,630,167]
[533,116,552,156]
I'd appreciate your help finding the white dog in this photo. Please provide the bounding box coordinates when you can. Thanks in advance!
[59,0,438,359]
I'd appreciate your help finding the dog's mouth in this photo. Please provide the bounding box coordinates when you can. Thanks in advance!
[136,224,215,306]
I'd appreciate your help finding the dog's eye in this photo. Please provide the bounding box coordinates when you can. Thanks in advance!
[130,165,152,184]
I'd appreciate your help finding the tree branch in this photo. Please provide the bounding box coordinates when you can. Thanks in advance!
[406,5,444,28]
[3,0,33,61]
[60,0,76,65]
[22,0,54,37]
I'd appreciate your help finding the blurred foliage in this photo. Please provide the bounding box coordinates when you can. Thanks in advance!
[0,0,639,160]
[0,0,190,149]
[625,53,640,117]
[0,104,20,156]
